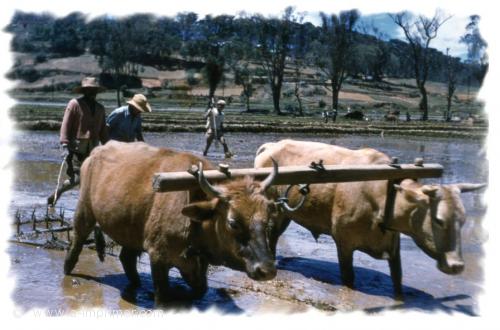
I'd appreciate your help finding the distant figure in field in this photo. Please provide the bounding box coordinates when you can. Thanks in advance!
[322,108,338,123]
[406,111,411,122]
[322,110,330,123]
[107,94,152,142]
[203,99,233,158]
[48,77,109,206]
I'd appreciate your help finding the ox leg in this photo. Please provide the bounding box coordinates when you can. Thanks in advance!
[150,260,170,305]
[64,206,95,275]
[388,236,403,298]
[179,257,209,299]
[119,247,141,288]
[270,217,291,256]
[337,245,355,288]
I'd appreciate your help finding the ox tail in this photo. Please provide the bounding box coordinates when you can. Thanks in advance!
[94,226,106,262]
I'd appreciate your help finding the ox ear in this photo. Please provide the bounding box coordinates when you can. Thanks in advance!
[421,185,440,197]
[394,184,428,205]
[182,199,219,223]
[454,183,487,193]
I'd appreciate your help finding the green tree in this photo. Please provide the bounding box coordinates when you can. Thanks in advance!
[50,12,86,56]
[182,14,235,100]
[460,15,488,101]
[257,7,295,115]
[7,11,55,53]
[314,9,359,111]
[87,17,134,106]
[234,64,255,112]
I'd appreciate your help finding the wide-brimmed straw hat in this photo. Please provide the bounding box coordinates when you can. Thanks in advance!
[73,77,106,94]
[127,94,152,113]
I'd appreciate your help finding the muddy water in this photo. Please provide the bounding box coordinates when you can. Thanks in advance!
[9,131,488,314]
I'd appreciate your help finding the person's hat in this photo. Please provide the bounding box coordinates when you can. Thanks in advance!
[127,94,152,113]
[216,100,226,106]
[73,77,106,94]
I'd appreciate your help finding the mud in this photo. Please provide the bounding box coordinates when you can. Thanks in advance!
[8,131,488,314]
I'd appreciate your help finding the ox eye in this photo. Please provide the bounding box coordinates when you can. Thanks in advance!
[433,217,445,228]
[227,218,240,231]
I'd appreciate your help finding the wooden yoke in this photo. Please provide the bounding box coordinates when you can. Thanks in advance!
[153,161,443,192]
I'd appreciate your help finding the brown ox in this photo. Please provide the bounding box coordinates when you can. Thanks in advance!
[64,141,279,305]
[254,139,485,296]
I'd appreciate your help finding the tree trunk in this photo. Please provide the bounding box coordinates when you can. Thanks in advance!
[446,95,452,122]
[418,84,428,121]
[294,83,303,116]
[272,86,282,115]
[331,86,340,112]
[244,85,251,112]
[208,86,216,100]
[116,88,121,107]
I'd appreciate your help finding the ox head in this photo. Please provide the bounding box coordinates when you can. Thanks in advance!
[394,180,486,275]
[181,159,280,281]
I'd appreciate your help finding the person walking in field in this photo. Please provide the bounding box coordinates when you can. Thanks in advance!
[48,77,109,206]
[106,94,151,142]
[203,99,233,158]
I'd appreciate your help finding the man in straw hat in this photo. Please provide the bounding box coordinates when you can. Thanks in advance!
[106,94,151,142]
[203,99,233,158]
[48,77,109,206]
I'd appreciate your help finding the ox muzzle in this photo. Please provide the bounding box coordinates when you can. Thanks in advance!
[438,251,465,275]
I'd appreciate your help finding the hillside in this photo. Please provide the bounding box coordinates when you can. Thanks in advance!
[9,52,483,121]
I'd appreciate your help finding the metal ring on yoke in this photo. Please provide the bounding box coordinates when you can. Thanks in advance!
[277,184,309,212]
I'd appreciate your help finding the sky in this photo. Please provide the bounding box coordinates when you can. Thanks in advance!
[355,13,471,59]
[0,0,499,328]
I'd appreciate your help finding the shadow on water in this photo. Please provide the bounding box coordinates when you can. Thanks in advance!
[71,272,244,314]
[277,256,476,315]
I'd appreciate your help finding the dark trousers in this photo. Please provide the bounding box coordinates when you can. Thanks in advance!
[65,139,98,183]
[65,152,88,184]
[203,132,230,155]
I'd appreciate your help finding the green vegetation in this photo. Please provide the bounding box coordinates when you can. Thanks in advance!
[10,101,487,140]
[5,9,487,138]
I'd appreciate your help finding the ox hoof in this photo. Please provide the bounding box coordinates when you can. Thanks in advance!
[64,258,78,275]
[393,289,404,301]
[63,264,73,275]
[128,277,141,289]
[190,285,208,299]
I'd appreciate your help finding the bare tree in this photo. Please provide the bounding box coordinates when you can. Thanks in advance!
[445,48,460,121]
[314,10,359,111]
[390,10,451,120]
[289,12,309,116]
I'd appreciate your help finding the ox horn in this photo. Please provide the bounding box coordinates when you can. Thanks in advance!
[260,157,279,192]
[198,162,225,199]
[454,183,487,193]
